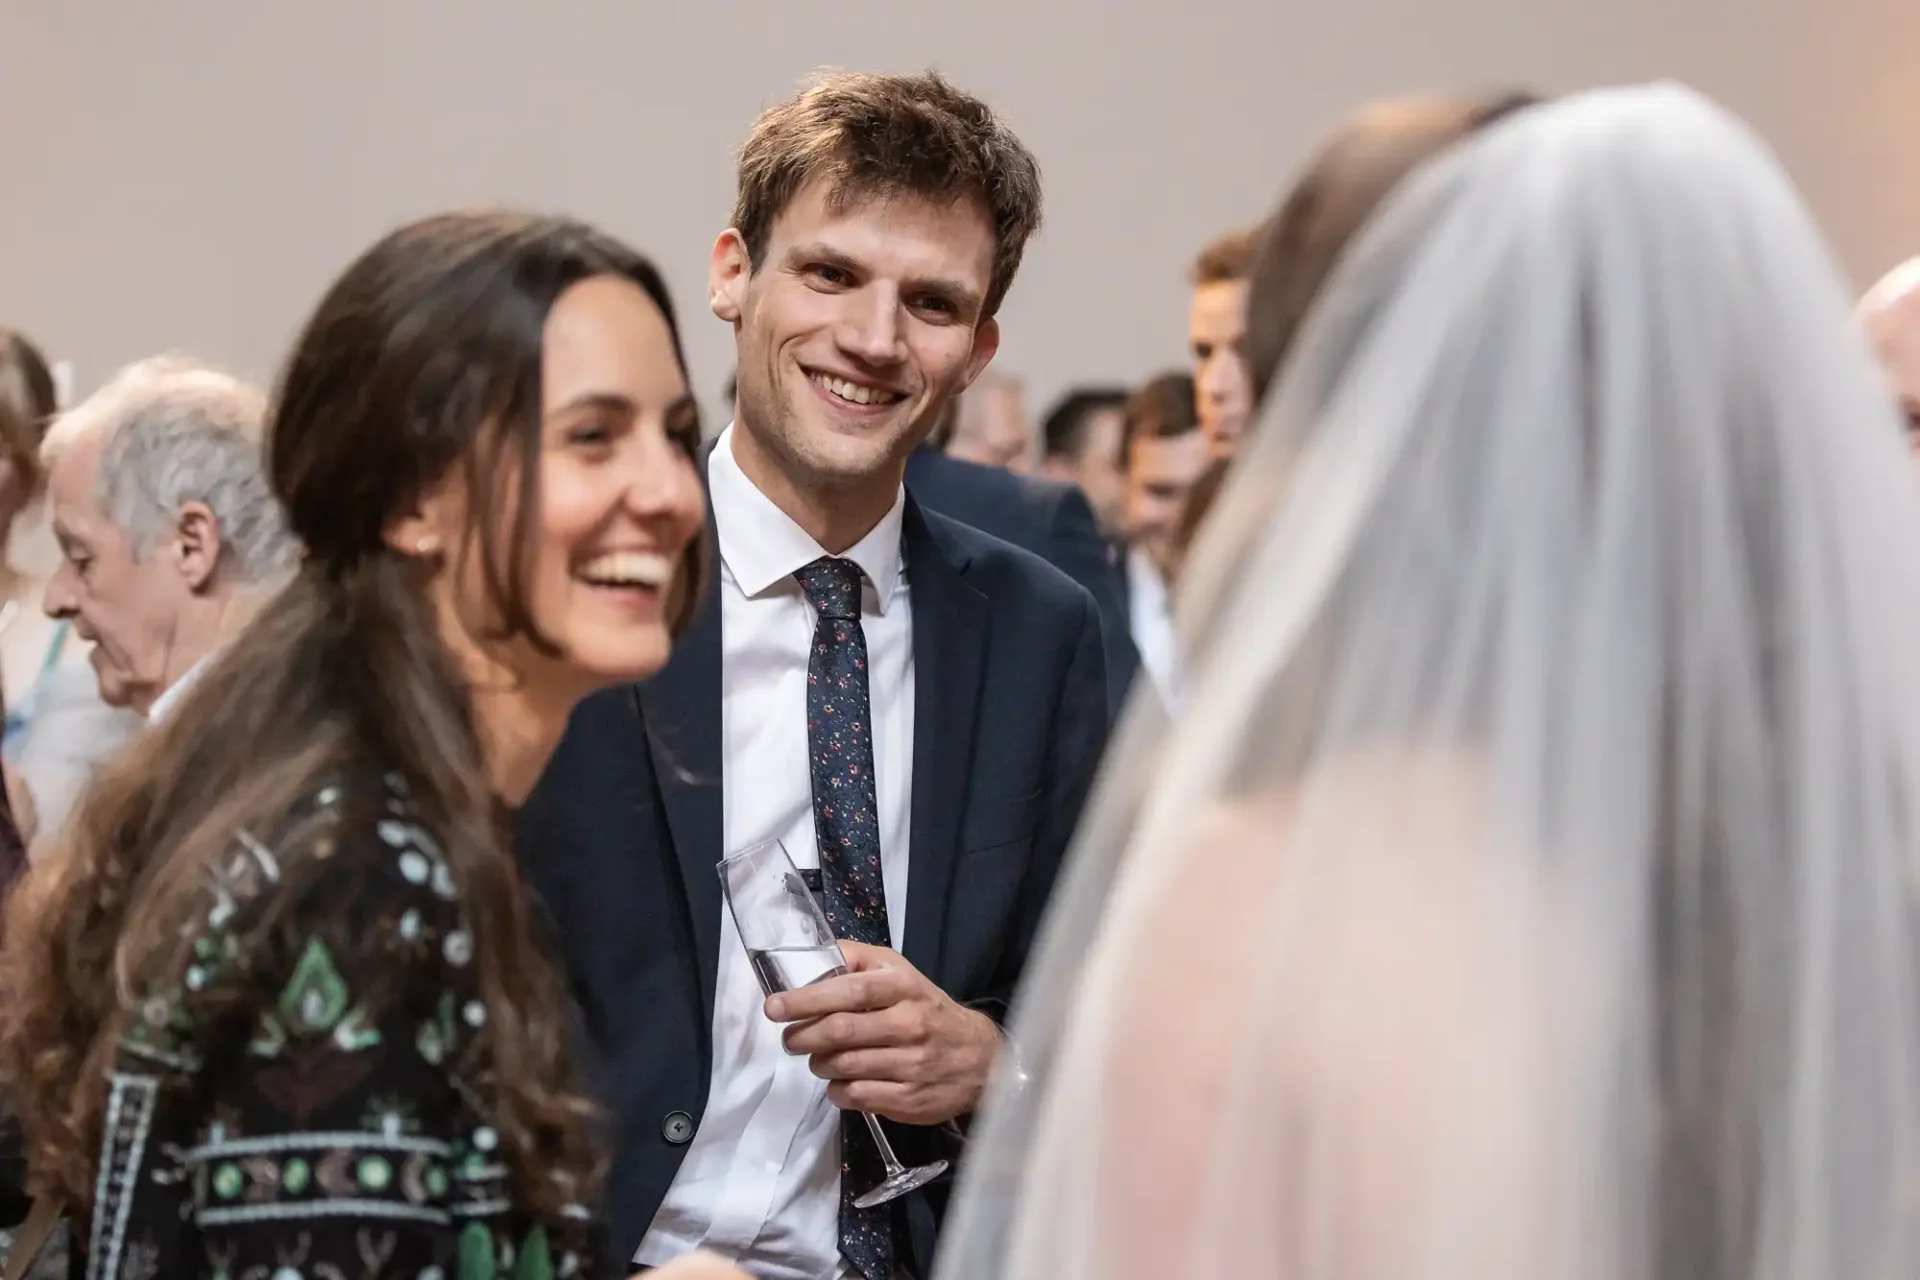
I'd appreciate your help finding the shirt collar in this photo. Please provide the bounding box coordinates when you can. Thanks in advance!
[148,651,216,723]
[1127,544,1170,610]
[708,424,907,612]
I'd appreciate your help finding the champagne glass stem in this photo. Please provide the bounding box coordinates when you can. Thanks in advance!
[862,1111,908,1178]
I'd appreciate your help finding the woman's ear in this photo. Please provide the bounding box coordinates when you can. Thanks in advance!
[381,483,453,562]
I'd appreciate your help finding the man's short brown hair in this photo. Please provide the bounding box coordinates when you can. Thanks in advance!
[731,69,1043,318]
[1122,371,1200,468]
[1190,226,1260,286]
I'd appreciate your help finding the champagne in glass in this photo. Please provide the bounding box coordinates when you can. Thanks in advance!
[747,939,846,996]
[720,838,949,1207]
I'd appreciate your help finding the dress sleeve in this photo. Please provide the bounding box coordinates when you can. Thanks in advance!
[102,800,522,1280]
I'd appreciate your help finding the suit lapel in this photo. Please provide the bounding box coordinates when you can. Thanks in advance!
[902,499,988,979]
[637,497,727,1028]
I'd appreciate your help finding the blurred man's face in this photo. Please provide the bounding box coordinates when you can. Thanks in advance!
[1123,428,1209,579]
[1869,302,1920,452]
[43,430,191,713]
[1190,280,1251,460]
[1042,406,1126,535]
[947,377,1034,472]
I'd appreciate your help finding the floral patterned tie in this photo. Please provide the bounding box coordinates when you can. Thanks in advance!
[794,556,894,1280]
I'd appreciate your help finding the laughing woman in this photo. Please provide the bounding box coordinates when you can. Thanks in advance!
[0,212,737,1280]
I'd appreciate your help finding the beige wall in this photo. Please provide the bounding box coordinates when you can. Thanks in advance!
[3,1,1917,422]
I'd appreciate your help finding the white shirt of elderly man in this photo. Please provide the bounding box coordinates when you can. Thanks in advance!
[40,357,296,725]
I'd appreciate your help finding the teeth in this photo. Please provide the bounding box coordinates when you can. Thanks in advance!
[812,373,896,407]
[578,551,672,588]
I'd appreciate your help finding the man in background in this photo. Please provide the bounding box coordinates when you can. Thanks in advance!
[1858,258,1920,452]
[936,369,1035,471]
[910,384,1137,710]
[1189,226,1258,462]
[41,356,296,722]
[1037,386,1130,539]
[1117,372,1208,711]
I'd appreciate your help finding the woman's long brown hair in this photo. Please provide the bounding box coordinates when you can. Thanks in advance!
[1175,91,1541,566]
[0,211,709,1216]
[1242,91,1542,407]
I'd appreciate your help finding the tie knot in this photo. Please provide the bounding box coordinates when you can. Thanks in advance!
[795,556,864,620]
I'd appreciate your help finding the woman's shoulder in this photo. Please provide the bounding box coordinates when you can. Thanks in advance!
[117,769,478,1075]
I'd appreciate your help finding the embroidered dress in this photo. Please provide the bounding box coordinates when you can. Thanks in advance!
[88,772,593,1280]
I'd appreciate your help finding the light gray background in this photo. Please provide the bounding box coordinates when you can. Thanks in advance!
[3,1,1916,420]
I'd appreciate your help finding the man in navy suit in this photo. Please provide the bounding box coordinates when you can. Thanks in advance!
[903,443,1136,711]
[518,70,1110,1280]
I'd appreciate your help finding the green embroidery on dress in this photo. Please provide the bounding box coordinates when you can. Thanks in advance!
[513,1225,553,1280]
[456,1222,497,1280]
[417,1020,446,1065]
[332,1005,382,1052]
[364,1094,420,1136]
[417,991,458,1065]
[213,1162,244,1199]
[357,1155,393,1192]
[280,937,351,1036]
[248,1012,288,1059]
[283,1157,311,1194]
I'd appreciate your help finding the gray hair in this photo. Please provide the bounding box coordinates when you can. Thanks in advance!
[42,356,296,584]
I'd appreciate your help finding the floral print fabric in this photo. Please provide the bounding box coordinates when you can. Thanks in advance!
[88,772,591,1280]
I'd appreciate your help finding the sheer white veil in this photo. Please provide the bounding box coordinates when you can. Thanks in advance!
[937,84,1920,1280]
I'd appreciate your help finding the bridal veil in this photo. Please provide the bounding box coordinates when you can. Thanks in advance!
[938,84,1920,1280]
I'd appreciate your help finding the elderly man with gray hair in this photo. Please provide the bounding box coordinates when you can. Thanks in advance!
[41,356,296,723]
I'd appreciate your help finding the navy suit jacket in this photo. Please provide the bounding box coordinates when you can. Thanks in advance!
[904,448,1137,712]
[515,493,1112,1276]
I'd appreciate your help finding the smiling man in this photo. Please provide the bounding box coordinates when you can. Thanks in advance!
[519,71,1112,1280]
[40,357,295,722]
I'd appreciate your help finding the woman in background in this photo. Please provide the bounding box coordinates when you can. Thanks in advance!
[0,212,743,1280]
[942,85,1920,1280]
[0,330,141,845]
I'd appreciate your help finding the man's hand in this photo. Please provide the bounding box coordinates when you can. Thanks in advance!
[766,941,1001,1125]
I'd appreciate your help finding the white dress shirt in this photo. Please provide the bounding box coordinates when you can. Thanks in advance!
[147,652,216,724]
[1126,545,1183,711]
[636,426,915,1280]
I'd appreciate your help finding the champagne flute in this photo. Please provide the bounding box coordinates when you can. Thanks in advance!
[719,838,949,1207]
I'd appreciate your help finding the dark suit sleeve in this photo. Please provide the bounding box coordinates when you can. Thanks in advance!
[1036,486,1138,717]
[984,588,1111,1019]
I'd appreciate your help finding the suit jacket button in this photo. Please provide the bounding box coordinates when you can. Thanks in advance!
[662,1111,695,1145]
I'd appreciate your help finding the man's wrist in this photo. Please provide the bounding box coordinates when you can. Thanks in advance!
[966,1008,1027,1101]
[994,1021,1030,1099]
[964,1007,1003,1098]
